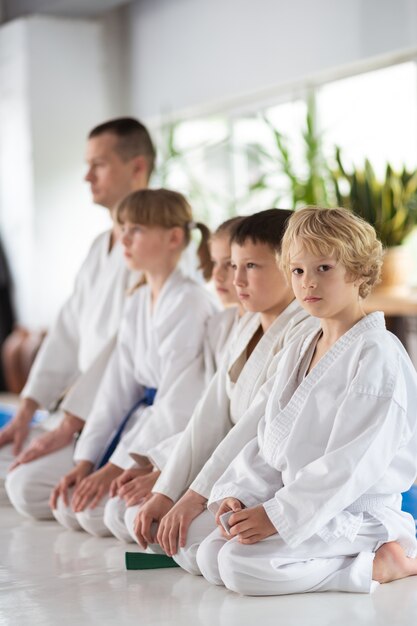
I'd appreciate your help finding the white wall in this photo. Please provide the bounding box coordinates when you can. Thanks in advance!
[0,20,35,325]
[0,16,119,327]
[2,0,417,327]
[127,0,417,120]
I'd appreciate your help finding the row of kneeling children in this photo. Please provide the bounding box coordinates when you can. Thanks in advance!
[2,188,417,595]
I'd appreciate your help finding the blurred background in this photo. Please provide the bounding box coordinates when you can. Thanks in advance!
[1,0,417,331]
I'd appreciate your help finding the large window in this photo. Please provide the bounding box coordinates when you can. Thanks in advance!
[318,62,417,176]
[152,60,417,241]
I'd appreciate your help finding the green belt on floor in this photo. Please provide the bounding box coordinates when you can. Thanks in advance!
[125,552,180,570]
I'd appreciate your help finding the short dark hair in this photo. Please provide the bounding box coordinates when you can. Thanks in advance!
[230,208,293,253]
[88,117,156,179]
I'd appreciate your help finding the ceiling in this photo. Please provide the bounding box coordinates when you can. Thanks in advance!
[1,0,131,21]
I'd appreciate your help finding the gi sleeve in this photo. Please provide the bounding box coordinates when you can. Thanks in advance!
[112,292,214,471]
[190,373,274,499]
[263,375,413,547]
[60,336,117,421]
[208,424,282,513]
[151,362,233,501]
[21,262,87,409]
[73,296,143,466]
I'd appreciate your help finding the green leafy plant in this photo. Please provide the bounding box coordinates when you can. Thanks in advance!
[332,149,417,247]
[246,94,331,209]
[154,120,235,224]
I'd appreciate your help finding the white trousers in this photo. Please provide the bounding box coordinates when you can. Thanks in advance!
[52,491,111,537]
[173,509,217,575]
[0,430,41,505]
[103,496,135,543]
[116,500,165,554]
[4,431,74,520]
[196,514,385,596]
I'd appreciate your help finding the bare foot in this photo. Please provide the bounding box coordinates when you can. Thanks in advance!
[373,541,417,584]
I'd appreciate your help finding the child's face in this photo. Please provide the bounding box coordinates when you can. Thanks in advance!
[289,240,361,320]
[210,235,239,307]
[231,240,292,315]
[120,221,173,271]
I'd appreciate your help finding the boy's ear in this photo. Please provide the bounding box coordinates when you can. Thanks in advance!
[352,274,365,288]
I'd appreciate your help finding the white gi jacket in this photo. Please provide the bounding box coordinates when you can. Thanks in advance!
[22,231,134,416]
[74,268,218,470]
[209,312,417,556]
[153,300,318,501]
[203,306,240,385]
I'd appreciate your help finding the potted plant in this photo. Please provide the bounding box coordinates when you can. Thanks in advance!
[246,94,330,209]
[332,149,417,290]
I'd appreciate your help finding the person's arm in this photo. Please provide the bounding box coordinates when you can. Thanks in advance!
[111,291,217,471]
[203,308,238,385]
[9,411,84,469]
[73,295,143,467]
[262,385,411,548]
[0,397,39,454]
[20,239,102,410]
[59,336,117,422]
[149,362,233,502]
[0,258,89,453]
[190,372,275,498]
[8,339,118,465]
[208,428,282,513]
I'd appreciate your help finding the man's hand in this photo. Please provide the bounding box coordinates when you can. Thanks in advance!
[49,460,93,509]
[0,398,38,455]
[226,504,277,544]
[134,492,174,550]
[157,489,207,556]
[71,463,123,512]
[9,412,84,470]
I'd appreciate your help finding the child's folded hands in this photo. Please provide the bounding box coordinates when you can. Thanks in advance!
[216,498,277,544]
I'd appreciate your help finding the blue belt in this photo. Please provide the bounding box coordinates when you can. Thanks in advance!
[98,387,157,468]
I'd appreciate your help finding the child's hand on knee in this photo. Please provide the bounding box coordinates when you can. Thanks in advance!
[71,462,122,512]
[134,493,174,549]
[49,461,93,510]
[157,489,207,556]
[228,504,277,544]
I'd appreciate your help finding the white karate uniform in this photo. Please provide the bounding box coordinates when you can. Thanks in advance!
[104,305,240,543]
[53,268,217,536]
[203,306,240,385]
[122,301,316,556]
[3,231,135,515]
[197,312,417,596]
[25,231,134,411]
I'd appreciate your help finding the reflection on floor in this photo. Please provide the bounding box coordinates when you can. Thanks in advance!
[1,504,417,626]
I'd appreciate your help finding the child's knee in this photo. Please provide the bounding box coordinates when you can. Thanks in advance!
[104,496,132,542]
[174,511,216,576]
[76,503,111,537]
[124,504,141,543]
[196,530,225,586]
[173,545,201,576]
[52,492,82,530]
[103,496,121,530]
[5,465,53,520]
[217,540,255,595]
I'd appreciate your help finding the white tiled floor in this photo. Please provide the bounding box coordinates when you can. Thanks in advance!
[1,505,417,626]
